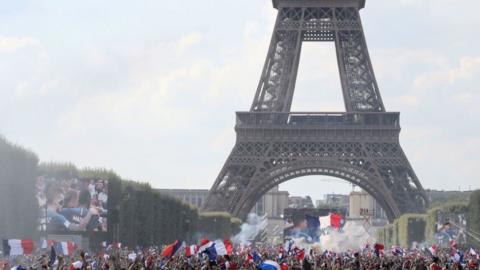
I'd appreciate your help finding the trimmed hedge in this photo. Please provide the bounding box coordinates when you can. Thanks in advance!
[395,214,427,248]
[377,214,427,248]
[198,212,234,240]
[376,224,397,248]
[376,228,385,246]
[231,217,243,236]
[0,136,39,239]
[467,190,480,248]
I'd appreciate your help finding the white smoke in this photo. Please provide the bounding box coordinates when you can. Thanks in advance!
[320,221,375,252]
[232,213,268,246]
[285,221,376,254]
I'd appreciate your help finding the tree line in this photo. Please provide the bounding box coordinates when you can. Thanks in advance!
[0,136,39,240]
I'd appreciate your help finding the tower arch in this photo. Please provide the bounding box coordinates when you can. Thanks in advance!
[233,161,399,221]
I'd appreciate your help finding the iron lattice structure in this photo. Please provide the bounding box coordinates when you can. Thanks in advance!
[203,0,428,221]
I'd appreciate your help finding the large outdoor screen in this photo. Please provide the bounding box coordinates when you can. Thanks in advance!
[36,177,108,232]
[283,208,329,241]
[432,209,467,247]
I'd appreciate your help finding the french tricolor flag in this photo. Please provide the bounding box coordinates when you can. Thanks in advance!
[319,213,344,229]
[2,239,34,256]
[213,239,233,256]
[257,260,281,270]
[198,238,214,253]
[41,239,56,249]
[54,241,76,256]
[161,240,183,258]
[185,245,198,257]
[69,261,83,270]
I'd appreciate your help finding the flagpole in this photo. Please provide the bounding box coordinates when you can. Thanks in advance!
[44,186,48,245]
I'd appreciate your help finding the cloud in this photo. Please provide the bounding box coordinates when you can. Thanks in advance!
[412,56,480,89]
[0,36,40,53]
[370,50,480,189]
[56,32,210,139]
[0,36,61,99]
[371,49,480,113]
[176,32,202,54]
[210,127,235,154]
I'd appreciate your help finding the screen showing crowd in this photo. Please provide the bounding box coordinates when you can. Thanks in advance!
[36,177,108,232]
[284,208,328,242]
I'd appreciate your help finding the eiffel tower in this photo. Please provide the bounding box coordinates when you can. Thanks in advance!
[203,0,428,221]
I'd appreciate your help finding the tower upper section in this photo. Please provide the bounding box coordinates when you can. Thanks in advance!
[272,0,366,9]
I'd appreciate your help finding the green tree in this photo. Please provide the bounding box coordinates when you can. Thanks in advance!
[0,136,39,239]
[467,190,480,248]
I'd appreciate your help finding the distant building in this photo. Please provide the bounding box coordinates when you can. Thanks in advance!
[349,191,386,220]
[157,186,289,219]
[250,186,290,218]
[157,189,209,209]
[316,194,349,212]
[288,196,315,209]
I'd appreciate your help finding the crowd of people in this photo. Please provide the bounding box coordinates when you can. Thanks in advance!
[1,241,479,270]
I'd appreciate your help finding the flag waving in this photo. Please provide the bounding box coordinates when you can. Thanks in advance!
[257,260,281,270]
[48,246,56,267]
[2,239,34,256]
[54,241,76,256]
[305,214,320,242]
[161,240,183,258]
[185,245,198,257]
[319,213,344,230]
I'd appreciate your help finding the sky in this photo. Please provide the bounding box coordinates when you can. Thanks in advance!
[1,0,479,201]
